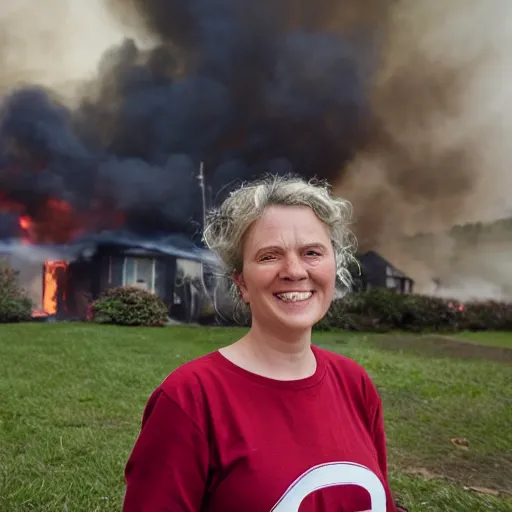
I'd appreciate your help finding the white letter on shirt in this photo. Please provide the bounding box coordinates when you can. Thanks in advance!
[270,462,386,512]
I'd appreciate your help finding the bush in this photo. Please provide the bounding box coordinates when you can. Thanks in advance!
[315,299,347,331]
[90,286,168,327]
[347,288,404,328]
[400,295,460,333]
[315,292,394,332]
[0,261,33,323]
[314,288,512,333]
[460,300,512,331]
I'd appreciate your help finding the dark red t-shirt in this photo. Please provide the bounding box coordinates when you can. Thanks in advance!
[124,345,397,512]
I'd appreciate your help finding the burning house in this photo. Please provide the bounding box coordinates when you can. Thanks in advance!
[1,237,217,323]
[0,160,217,322]
[0,0,432,321]
[53,240,215,323]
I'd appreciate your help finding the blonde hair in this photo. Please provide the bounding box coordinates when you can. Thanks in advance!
[203,174,357,318]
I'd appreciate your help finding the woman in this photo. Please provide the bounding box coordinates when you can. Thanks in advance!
[123,175,405,512]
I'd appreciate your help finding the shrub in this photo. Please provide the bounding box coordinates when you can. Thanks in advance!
[346,288,404,327]
[460,300,512,331]
[90,286,168,327]
[315,288,512,333]
[315,299,347,331]
[315,293,393,332]
[0,261,33,323]
[400,295,460,333]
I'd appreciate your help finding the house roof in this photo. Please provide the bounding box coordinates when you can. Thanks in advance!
[71,232,219,265]
[357,250,412,280]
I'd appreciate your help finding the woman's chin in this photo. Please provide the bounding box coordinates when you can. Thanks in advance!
[271,310,322,332]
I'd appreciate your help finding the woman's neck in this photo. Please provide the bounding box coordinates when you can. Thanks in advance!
[220,322,316,381]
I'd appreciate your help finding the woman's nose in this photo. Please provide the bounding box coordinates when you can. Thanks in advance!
[279,254,308,280]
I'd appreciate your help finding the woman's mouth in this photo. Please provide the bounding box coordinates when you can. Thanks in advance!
[274,291,314,302]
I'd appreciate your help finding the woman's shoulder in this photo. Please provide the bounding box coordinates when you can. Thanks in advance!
[144,351,226,430]
[157,350,223,397]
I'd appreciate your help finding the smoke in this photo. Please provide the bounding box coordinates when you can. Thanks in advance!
[333,0,512,298]
[0,0,383,244]
[0,0,126,92]
[1,0,512,299]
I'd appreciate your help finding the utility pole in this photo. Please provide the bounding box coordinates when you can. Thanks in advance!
[197,161,206,229]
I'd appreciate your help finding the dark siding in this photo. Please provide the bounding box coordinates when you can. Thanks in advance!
[359,252,387,288]
[64,260,94,319]
[63,246,198,320]
[155,259,167,302]
[108,256,124,288]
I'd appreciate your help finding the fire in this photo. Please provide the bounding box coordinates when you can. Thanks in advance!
[19,216,31,230]
[43,261,68,315]
[17,198,85,244]
[1,196,125,245]
[19,215,33,244]
[2,181,124,319]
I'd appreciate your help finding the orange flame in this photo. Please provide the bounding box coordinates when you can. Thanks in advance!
[43,261,68,315]
[19,216,31,230]
[18,215,33,244]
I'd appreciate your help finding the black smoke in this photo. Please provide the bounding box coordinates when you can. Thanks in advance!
[0,0,380,243]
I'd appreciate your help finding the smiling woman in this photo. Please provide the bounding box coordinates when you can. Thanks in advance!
[123,175,405,512]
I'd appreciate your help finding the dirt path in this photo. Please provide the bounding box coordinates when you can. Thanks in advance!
[371,333,512,364]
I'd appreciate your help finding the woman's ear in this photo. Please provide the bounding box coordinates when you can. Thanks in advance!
[233,270,249,303]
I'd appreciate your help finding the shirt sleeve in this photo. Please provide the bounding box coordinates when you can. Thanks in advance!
[123,389,209,512]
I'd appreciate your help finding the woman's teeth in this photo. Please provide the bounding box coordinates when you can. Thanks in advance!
[276,291,313,302]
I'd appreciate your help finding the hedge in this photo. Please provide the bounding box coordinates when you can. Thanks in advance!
[314,288,512,333]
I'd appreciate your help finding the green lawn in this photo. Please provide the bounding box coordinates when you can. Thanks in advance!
[0,324,511,512]
[452,330,512,348]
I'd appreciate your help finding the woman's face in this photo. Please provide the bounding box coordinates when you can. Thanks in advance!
[236,205,337,334]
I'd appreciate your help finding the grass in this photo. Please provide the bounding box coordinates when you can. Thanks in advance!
[0,324,511,511]
[451,330,512,348]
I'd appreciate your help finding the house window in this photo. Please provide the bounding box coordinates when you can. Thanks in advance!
[122,257,157,293]
[386,276,397,289]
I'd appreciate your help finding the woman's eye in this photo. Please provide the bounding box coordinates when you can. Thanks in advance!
[305,250,321,257]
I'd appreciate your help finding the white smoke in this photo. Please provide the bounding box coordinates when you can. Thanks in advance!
[338,0,512,300]
[0,0,127,94]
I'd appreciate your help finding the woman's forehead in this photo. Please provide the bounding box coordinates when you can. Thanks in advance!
[246,217,330,249]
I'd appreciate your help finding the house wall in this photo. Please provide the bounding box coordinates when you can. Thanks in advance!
[96,249,177,309]
[64,258,97,319]
[64,245,215,323]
